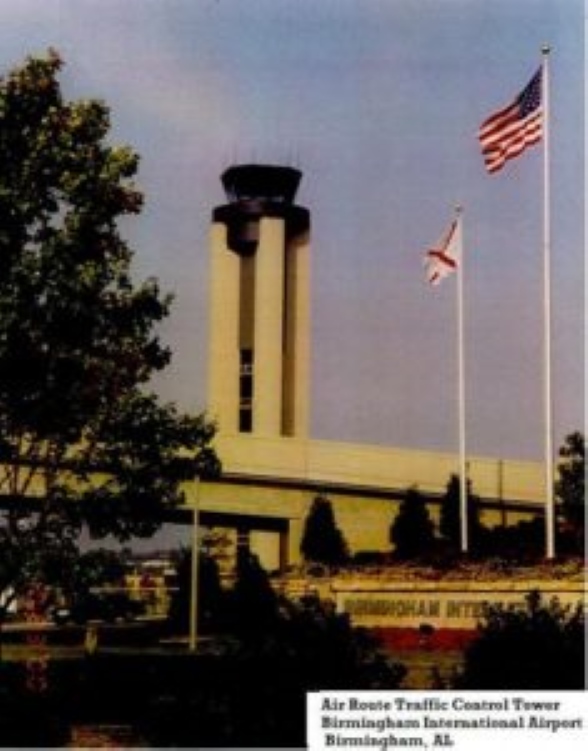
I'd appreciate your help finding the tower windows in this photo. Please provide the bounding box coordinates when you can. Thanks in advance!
[239,348,253,433]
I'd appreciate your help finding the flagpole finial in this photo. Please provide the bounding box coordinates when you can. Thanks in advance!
[541,44,551,56]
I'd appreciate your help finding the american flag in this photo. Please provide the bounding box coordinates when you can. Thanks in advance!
[478,68,543,174]
[424,217,461,286]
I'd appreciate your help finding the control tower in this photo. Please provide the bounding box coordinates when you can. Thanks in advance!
[208,165,310,438]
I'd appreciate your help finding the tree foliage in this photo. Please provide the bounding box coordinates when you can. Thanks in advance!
[167,547,225,635]
[0,51,219,611]
[229,550,280,634]
[478,517,544,562]
[439,474,481,553]
[458,591,585,689]
[555,431,584,549]
[160,548,404,745]
[390,486,435,559]
[300,495,349,566]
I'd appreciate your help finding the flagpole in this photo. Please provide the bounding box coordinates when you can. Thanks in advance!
[189,478,200,651]
[541,46,555,559]
[456,206,468,554]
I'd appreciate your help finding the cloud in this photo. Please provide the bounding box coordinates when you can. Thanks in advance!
[59,3,238,147]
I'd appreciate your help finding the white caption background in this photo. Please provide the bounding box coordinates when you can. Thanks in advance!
[307,690,588,751]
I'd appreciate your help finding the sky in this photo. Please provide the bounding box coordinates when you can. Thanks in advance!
[0,0,584,464]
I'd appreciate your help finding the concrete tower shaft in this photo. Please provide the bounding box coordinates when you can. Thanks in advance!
[208,165,310,439]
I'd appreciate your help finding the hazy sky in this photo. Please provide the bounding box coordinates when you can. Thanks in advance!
[0,0,584,463]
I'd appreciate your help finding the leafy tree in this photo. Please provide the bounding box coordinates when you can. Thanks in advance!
[227,550,280,635]
[479,517,544,562]
[300,495,349,566]
[390,486,435,559]
[457,591,585,689]
[149,560,405,746]
[58,548,133,606]
[0,51,219,619]
[555,431,584,551]
[167,547,225,634]
[439,474,482,554]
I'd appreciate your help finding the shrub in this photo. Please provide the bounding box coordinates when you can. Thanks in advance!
[300,495,349,566]
[167,548,225,634]
[225,551,280,635]
[155,552,405,745]
[478,518,545,561]
[390,487,435,559]
[439,474,483,553]
[142,595,405,747]
[457,590,585,689]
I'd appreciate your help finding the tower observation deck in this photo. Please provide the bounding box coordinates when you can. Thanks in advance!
[213,165,309,255]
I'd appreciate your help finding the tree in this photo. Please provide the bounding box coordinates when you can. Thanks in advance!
[62,548,132,605]
[457,591,585,689]
[0,51,219,618]
[439,474,482,554]
[300,495,349,566]
[555,431,584,551]
[167,547,225,634]
[480,517,544,562]
[390,487,435,559]
[144,568,405,746]
[228,550,280,635]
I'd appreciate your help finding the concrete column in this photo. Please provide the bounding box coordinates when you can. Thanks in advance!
[278,526,290,572]
[291,233,310,438]
[287,517,303,566]
[253,218,285,436]
[208,222,240,434]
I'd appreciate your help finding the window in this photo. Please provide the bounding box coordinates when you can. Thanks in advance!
[239,349,253,433]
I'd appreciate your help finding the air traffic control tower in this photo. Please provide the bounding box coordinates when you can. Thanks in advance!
[208,165,310,439]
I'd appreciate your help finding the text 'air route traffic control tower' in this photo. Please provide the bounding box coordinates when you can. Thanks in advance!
[208,165,310,440]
